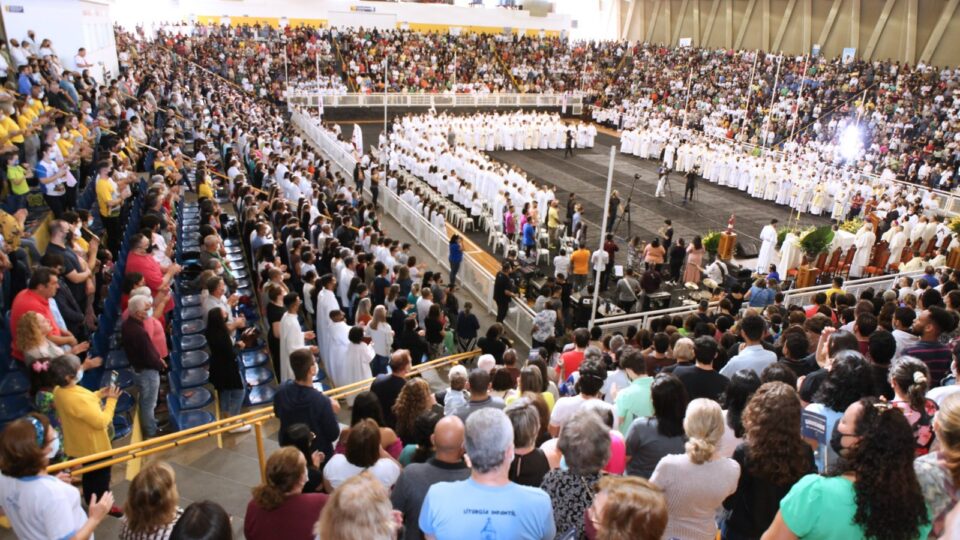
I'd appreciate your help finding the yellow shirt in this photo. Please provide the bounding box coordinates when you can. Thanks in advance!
[96,176,119,217]
[547,206,560,229]
[28,99,43,116]
[56,137,73,158]
[0,116,21,144]
[825,287,845,302]
[198,180,213,199]
[0,210,22,249]
[53,384,117,457]
[505,391,556,412]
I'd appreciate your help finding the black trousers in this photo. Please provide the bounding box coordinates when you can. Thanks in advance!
[496,299,510,322]
[81,466,111,503]
[44,195,65,219]
[102,215,121,258]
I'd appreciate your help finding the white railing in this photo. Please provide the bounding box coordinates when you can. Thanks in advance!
[290,107,535,347]
[596,268,936,334]
[285,91,584,114]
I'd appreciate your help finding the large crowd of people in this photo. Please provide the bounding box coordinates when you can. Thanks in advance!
[1,19,960,540]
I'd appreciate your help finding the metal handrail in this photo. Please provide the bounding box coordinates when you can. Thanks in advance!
[46,350,480,478]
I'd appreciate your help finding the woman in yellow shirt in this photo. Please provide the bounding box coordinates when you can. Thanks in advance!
[197,172,214,200]
[50,354,121,515]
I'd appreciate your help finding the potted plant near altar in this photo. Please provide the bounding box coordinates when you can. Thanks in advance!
[798,225,835,260]
[702,231,721,260]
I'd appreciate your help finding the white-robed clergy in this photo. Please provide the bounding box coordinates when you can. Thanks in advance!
[325,311,362,404]
[757,219,779,274]
[885,224,908,266]
[315,275,340,366]
[279,302,313,383]
[849,223,877,278]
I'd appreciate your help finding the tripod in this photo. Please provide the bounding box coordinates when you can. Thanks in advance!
[614,173,642,238]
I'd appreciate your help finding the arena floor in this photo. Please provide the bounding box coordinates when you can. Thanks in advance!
[353,123,832,261]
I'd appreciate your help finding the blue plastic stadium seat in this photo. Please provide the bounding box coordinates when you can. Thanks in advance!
[0,372,30,396]
[112,414,132,440]
[177,334,207,352]
[240,350,269,369]
[115,391,135,414]
[176,367,209,388]
[180,319,205,335]
[178,306,204,321]
[166,394,215,432]
[180,294,202,307]
[243,367,274,386]
[176,385,213,410]
[223,239,240,247]
[245,383,278,406]
[180,350,210,369]
[0,394,31,422]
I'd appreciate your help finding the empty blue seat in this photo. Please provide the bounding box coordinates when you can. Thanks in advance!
[0,372,29,395]
[115,391,135,414]
[105,350,130,370]
[240,350,269,368]
[112,414,132,440]
[176,385,213,409]
[180,319,204,335]
[166,394,215,432]
[223,239,241,247]
[180,350,210,369]
[243,367,273,386]
[175,367,209,388]
[245,383,278,406]
[0,394,30,422]
[180,294,202,307]
[176,334,207,352]
[178,306,204,321]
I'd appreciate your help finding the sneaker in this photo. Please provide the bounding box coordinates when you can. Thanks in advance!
[108,505,124,518]
[229,424,252,434]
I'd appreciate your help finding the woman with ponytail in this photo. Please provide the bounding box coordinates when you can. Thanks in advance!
[244,447,328,540]
[889,357,939,455]
[915,392,960,536]
[651,398,741,540]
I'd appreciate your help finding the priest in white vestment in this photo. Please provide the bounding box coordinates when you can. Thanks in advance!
[279,296,315,383]
[757,220,779,274]
[849,224,877,278]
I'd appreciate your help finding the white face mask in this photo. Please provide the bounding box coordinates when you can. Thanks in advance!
[146,308,154,318]
[74,368,84,382]
[45,435,60,459]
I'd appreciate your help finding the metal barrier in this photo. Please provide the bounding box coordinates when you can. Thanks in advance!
[285,91,584,114]
[47,350,480,481]
[290,107,535,347]
[596,268,935,334]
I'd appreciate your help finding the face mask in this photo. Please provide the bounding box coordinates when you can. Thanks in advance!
[45,435,60,459]
[87,218,94,227]
[146,308,154,318]
[75,368,84,382]
[829,426,847,457]
[216,267,224,275]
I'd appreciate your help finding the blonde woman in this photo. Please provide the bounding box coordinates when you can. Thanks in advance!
[355,297,372,326]
[119,462,182,540]
[17,312,68,363]
[315,472,399,540]
[365,305,394,376]
[588,476,668,540]
[650,398,741,540]
[916,392,960,535]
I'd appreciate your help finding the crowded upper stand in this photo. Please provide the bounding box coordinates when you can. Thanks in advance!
[2,21,960,540]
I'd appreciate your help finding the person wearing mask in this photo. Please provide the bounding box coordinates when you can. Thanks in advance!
[50,354,122,516]
[0,413,115,539]
[119,462,182,539]
[906,306,957,386]
[720,315,777,378]
[44,219,90,312]
[125,233,181,313]
[122,295,166,439]
[549,357,613,436]
[888,357,938,455]
[764,398,931,539]
[453,368,506,422]
[10,267,80,362]
[419,408,555,539]
[274,349,341,461]
[722,382,815,540]
[675,336,729,402]
[651,399,741,540]
[245,447,328,540]
[391,416,470,540]
[625,373,689,478]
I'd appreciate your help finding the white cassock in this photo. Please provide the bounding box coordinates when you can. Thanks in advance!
[849,227,876,277]
[315,288,340,366]
[757,224,778,273]
[340,342,374,406]
[279,312,304,383]
[888,230,908,266]
[325,321,352,391]
[778,234,804,274]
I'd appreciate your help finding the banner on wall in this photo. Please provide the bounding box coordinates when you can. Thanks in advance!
[351,5,376,12]
[812,44,821,57]
[842,48,856,64]
[678,37,692,48]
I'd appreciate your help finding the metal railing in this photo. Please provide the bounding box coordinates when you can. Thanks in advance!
[596,268,936,334]
[285,91,584,114]
[47,350,480,481]
[290,107,536,347]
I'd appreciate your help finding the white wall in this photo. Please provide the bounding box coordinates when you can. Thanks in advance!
[110,0,571,34]
[0,0,119,83]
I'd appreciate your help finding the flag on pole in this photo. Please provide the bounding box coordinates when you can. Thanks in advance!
[352,123,364,153]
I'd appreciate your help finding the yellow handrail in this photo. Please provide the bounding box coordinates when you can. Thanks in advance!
[47,349,480,478]
[491,37,521,92]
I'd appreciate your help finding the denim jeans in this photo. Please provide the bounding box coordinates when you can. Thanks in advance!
[449,259,461,286]
[132,369,160,437]
[219,388,246,417]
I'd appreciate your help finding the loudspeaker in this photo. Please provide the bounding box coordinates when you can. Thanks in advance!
[737,240,758,259]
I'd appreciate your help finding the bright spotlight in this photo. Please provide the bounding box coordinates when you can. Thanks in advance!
[839,124,862,162]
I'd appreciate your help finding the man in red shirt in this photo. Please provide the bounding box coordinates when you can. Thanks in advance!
[556,327,590,381]
[124,233,180,313]
[10,266,77,360]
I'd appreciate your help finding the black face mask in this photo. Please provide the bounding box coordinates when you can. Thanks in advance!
[830,426,847,457]
[146,244,156,254]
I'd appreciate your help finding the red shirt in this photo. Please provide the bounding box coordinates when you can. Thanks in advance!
[557,349,585,377]
[125,252,163,293]
[244,493,327,540]
[10,289,62,360]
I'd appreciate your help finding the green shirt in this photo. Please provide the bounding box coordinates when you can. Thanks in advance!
[7,165,27,195]
[615,376,653,435]
[781,474,932,539]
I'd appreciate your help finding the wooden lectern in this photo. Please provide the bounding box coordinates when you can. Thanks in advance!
[718,232,736,261]
[948,248,960,271]
[796,265,819,288]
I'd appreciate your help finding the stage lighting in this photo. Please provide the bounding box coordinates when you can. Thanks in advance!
[839,124,862,162]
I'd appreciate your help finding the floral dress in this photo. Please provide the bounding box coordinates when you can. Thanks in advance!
[892,397,939,456]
